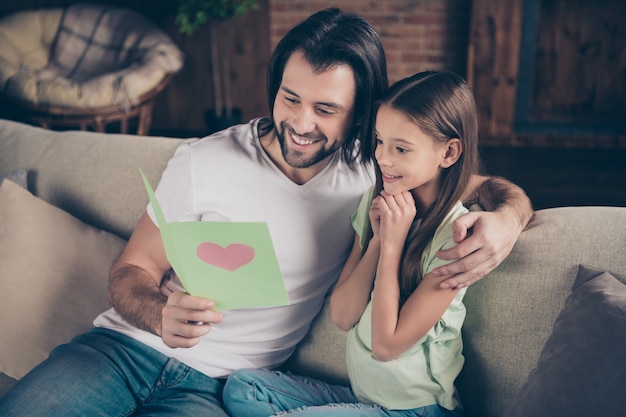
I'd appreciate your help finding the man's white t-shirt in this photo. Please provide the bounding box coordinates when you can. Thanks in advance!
[94,118,375,378]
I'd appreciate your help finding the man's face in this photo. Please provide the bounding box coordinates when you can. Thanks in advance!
[273,51,356,169]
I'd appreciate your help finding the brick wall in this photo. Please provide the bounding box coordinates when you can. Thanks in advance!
[268,0,472,84]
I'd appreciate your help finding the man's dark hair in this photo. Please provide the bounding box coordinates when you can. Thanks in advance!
[263,8,388,167]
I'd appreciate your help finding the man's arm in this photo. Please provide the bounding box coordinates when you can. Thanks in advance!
[433,175,533,289]
[109,212,223,348]
[109,212,170,335]
[109,263,167,335]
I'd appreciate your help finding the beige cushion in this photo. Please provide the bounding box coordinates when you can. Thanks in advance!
[0,6,183,108]
[0,180,126,380]
[0,9,62,85]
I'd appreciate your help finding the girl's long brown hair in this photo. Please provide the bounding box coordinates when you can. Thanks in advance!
[363,71,481,305]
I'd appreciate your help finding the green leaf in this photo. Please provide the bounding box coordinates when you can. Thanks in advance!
[175,0,259,36]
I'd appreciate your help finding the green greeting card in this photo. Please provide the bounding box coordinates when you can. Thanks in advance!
[140,170,289,311]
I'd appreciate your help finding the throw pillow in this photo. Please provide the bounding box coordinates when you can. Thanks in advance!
[1,168,27,189]
[0,180,127,380]
[504,264,626,417]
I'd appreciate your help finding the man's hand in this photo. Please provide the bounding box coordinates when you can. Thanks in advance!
[161,291,224,349]
[432,174,533,289]
[432,210,521,289]
[159,272,223,348]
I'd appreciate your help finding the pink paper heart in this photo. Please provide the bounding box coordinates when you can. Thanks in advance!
[196,242,255,271]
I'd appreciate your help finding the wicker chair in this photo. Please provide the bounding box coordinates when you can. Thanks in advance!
[0,4,184,135]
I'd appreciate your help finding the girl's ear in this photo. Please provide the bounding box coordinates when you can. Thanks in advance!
[440,138,462,168]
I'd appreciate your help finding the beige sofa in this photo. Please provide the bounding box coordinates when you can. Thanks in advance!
[1,118,625,417]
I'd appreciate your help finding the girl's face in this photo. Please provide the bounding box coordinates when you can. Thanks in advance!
[374,104,449,210]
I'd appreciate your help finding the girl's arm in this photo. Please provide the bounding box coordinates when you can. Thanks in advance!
[330,233,380,331]
[369,190,460,361]
[331,192,387,331]
[371,262,459,361]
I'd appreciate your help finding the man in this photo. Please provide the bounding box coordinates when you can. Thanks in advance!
[0,8,532,416]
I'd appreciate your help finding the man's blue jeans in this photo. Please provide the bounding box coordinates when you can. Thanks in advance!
[224,368,464,417]
[0,328,228,417]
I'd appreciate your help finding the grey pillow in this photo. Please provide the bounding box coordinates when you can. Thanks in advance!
[504,264,626,417]
[1,168,27,189]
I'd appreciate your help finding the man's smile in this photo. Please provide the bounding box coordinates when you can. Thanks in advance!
[286,128,324,147]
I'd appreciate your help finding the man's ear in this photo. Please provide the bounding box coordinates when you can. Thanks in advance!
[440,138,462,168]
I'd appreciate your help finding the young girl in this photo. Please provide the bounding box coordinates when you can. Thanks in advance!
[223,70,480,417]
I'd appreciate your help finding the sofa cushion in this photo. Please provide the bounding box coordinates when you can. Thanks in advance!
[0,179,127,380]
[503,264,626,417]
[281,294,349,386]
[456,206,626,417]
[0,373,16,398]
[0,118,196,240]
[0,168,27,189]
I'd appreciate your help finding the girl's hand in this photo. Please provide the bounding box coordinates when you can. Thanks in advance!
[377,190,416,247]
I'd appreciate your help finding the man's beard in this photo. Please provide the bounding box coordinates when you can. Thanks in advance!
[276,122,343,169]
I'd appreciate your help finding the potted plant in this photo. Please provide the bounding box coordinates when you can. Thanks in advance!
[176,0,258,132]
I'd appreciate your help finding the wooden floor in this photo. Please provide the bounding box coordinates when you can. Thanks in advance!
[479,146,626,210]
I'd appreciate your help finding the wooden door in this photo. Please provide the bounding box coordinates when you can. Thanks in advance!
[468,0,626,147]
